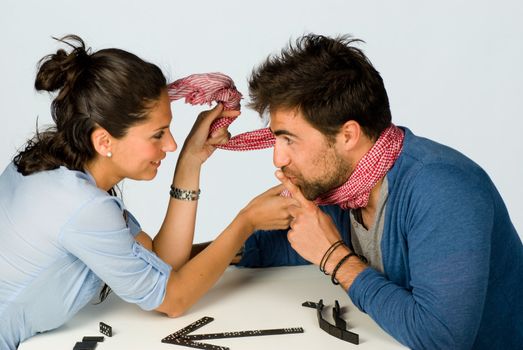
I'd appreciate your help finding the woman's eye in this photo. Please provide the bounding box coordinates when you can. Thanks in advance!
[153,131,165,139]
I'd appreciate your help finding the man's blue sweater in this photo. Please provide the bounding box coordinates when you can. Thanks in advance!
[238,128,523,349]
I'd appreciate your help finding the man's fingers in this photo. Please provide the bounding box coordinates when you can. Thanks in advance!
[275,169,313,208]
[288,204,300,219]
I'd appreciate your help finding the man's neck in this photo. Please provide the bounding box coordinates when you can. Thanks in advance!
[358,177,384,230]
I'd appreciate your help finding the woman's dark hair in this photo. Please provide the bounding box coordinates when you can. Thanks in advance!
[13,34,167,175]
[248,34,392,140]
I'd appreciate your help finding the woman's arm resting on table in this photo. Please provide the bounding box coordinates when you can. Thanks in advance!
[156,183,296,317]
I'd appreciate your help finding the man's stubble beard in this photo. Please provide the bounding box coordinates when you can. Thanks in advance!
[284,148,352,201]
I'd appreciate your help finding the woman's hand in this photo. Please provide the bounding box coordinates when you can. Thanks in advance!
[179,103,240,166]
[275,170,343,265]
[238,184,298,234]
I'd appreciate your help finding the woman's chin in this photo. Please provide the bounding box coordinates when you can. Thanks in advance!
[129,169,158,182]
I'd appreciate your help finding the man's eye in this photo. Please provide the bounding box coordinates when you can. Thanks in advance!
[284,137,293,145]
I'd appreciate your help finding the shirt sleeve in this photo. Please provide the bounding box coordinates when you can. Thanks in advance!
[349,164,493,349]
[125,210,142,237]
[238,205,350,267]
[58,195,172,311]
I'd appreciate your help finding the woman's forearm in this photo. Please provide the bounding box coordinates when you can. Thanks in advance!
[153,155,202,268]
[156,212,252,317]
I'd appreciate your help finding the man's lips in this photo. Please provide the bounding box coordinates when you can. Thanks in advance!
[284,174,298,184]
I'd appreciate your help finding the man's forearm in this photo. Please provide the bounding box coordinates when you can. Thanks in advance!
[323,245,368,290]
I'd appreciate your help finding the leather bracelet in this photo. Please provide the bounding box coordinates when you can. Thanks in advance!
[331,252,356,285]
[319,240,344,274]
[170,185,201,201]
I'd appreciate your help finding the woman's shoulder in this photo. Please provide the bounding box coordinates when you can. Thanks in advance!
[28,166,105,200]
[3,163,122,222]
[0,163,128,245]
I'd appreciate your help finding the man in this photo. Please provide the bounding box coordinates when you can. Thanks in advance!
[236,34,523,349]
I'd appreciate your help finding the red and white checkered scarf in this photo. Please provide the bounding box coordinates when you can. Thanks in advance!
[168,73,275,151]
[168,72,404,209]
[313,125,403,209]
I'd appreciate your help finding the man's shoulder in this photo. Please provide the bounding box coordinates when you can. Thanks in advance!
[396,127,485,178]
[389,128,494,199]
[401,128,473,164]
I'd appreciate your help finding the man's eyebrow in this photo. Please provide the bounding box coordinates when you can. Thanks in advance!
[270,128,298,138]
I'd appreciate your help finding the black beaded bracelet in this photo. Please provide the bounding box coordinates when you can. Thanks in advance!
[331,252,356,285]
[319,240,344,274]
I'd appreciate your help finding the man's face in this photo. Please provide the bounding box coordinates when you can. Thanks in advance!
[270,108,351,200]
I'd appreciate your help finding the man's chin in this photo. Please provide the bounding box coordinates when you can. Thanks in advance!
[301,187,321,201]
[288,177,329,200]
[301,184,334,201]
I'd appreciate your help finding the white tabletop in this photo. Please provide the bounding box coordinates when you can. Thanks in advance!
[19,265,406,350]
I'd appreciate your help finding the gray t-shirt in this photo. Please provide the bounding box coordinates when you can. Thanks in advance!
[349,176,388,273]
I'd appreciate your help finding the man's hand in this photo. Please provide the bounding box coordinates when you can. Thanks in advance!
[275,170,343,265]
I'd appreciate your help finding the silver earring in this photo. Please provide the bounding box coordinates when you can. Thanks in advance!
[107,151,113,158]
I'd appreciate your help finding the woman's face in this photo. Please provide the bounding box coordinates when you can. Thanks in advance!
[110,89,177,182]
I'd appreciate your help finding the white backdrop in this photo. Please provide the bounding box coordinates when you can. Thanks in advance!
[1,0,522,242]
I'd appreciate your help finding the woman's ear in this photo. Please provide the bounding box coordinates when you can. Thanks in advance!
[91,128,113,158]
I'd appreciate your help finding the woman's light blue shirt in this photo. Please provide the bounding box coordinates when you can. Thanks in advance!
[0,163,172,349]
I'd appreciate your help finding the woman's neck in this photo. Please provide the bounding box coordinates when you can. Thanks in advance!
[84,158,121,191]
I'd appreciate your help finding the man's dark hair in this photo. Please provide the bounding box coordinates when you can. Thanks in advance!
[248,34,392,140]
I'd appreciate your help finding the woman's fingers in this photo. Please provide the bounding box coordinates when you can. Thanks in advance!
[207,127,230,145]
[275,169,314,209]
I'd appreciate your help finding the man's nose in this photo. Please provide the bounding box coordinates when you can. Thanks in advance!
[273,142,290,168]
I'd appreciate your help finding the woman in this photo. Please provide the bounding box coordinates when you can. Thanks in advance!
[0,35,294,349]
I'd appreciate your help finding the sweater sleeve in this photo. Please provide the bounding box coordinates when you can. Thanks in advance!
[349,164,494,349]
[238,205,350,267]
[237,228,309,267]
